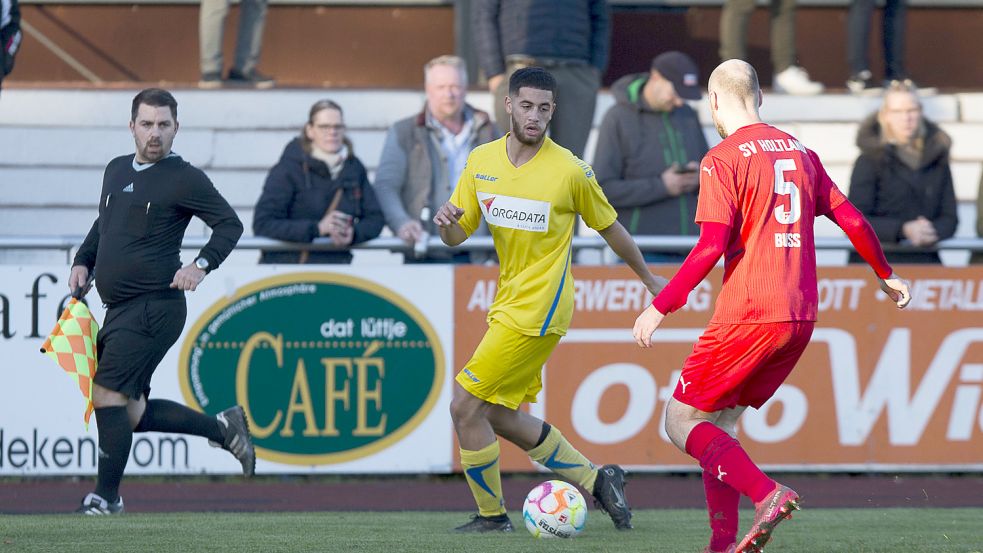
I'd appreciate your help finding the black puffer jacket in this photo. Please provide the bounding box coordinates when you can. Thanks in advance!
[253,138,384,264]
[847,114,958,264]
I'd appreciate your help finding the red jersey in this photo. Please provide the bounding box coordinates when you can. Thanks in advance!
[696,123,847,323]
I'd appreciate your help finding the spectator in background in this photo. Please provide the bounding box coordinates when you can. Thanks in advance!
[253,99,384,264]
[720,0,823,95]
[199,0,273,88]
[373,55,499,263]
[473,0,609,158]
[846,0,914,94]
[1,0,21,95]
[848,81,957,264]
[594,51,708,263]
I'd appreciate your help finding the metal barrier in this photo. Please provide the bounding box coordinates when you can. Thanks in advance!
[3,235,983,264]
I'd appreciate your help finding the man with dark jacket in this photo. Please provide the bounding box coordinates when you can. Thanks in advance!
[69,89,251,515]
[593,51,709,262]
[1,0,21,95]
[374,55,499,263]
[473,0,608,158]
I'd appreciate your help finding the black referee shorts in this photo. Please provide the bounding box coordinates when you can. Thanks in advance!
[94,291,187,400]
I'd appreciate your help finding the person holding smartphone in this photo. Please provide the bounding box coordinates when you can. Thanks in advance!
[594,51,709,263]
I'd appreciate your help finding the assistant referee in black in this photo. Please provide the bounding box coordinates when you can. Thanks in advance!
[69,88,252,515]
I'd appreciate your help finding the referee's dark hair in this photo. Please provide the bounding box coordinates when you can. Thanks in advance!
[509,67,557,99]
[131,88,178,122]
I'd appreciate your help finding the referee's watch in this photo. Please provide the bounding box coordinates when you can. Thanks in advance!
[194,257,210,273]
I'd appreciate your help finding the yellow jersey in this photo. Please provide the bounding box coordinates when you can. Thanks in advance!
[451,136,617,336]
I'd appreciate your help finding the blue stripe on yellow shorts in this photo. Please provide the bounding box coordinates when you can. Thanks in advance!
[455,320,562,409]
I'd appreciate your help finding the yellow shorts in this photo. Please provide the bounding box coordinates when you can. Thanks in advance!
[455,321,562,409]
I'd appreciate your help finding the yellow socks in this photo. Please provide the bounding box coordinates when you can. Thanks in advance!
[527,426,598,491]
[460,441,506,517]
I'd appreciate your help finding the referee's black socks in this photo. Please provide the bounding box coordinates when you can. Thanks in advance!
[135,399,224,443]
[93,406,132,503]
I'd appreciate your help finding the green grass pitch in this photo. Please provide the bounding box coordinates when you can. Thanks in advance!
[1,508,980,552]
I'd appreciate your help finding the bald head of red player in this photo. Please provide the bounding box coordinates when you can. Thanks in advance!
[707,59,763,140]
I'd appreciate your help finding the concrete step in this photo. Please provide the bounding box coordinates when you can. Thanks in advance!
[1,89,976,174]
[4,160,978,209]
[0,89,432,130]
[0,168,260,207]
[0,206,254,237]
[2,121,978,185]
[958,93,983,123]
[0,127,389,172]
[0,88,965,130]
[0,126,214,168]
[2,87,980,257]
[210,129,387,170]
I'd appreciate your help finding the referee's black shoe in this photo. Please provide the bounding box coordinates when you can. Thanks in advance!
[76,492,124,515]
[592,464,633,529]
[213,406,256,477]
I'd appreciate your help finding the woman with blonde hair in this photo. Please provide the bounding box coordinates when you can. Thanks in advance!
[254,99,384,263]
[847,82,957,264]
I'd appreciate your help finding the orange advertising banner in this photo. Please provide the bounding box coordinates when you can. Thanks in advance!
[454,265,983,472]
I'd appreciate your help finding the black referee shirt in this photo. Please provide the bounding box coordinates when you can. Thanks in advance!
[74,153,243,306]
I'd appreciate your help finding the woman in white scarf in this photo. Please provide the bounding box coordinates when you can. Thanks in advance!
[253,100,385,264]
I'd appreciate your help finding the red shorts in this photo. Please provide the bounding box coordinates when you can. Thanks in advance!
[673,321,815,412]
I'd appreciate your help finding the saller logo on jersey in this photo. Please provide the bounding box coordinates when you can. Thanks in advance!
[477,192,550,232]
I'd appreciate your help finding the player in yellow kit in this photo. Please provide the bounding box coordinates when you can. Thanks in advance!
[434,67,667,533]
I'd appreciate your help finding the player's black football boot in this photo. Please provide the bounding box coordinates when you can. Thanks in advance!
[454,513,514,533]
[592,464,633,529]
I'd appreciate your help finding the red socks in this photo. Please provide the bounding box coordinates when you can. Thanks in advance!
[685,421,776,504]
[703,469,740,549]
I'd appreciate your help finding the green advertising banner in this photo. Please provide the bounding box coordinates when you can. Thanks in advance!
[179,272,447,466]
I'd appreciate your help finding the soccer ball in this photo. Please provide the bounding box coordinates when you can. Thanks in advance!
[522,479,588,538]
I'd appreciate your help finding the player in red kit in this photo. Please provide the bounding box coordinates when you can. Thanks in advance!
[632,60,912,553]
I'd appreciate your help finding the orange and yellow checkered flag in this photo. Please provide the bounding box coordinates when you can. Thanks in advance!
[40,298,100,428]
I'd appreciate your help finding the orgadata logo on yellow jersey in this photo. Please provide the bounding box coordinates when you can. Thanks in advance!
[477,191,550,232]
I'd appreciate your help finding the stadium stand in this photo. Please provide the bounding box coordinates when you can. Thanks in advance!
[1,87,981,266]
[2,0,983,265]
